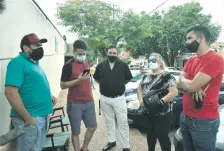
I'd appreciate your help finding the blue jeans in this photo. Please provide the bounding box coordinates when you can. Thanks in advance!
[11,115,49,151]
[180,112,220,151]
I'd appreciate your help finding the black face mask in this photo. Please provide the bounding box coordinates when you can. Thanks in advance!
[29,47,44,61]
[107,55,117,62]
[186,40,200,53]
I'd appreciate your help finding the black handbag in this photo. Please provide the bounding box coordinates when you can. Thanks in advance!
[143,89,169,115]
[141,72,169,115]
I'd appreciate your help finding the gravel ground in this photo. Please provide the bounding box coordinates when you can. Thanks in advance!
[55,86,176,151]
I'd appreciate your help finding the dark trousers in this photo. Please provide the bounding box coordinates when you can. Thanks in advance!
[142,112,171,151]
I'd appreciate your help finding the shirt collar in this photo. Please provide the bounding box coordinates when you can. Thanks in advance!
[19,52,29,59]
[19,52,39,64]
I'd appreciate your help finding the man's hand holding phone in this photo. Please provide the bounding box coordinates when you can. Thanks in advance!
[191,89,206,102]
[78,70,90,81]
[191,88,206,109]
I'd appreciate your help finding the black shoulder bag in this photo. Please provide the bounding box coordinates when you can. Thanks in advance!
[142,73,169,115]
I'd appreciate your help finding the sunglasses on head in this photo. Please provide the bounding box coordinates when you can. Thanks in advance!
[148,58,157,63]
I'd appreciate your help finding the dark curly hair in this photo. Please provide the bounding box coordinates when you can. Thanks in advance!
[73,40,87,51]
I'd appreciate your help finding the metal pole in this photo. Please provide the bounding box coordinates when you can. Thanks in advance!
[99,100,101,115]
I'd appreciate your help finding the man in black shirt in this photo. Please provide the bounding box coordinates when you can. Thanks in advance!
[94,46,133,151]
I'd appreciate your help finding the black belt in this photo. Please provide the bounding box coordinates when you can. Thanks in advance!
[103,94,123,98]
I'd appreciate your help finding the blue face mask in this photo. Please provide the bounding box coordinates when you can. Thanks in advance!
[76,55,86,63]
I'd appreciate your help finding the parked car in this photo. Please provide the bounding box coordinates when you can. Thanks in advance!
[129,64,141,77]
[168,70,181,80]
[125,72,144,98]
[174,105,224,151]
[144,68,151,73]
[167,67,181,71]
[220,91,224,105]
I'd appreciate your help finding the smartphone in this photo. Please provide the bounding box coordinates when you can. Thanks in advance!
[193,93,205,109]
[82,69,90,76]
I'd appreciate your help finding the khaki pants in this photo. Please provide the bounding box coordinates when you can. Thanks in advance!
[100,94,130,148]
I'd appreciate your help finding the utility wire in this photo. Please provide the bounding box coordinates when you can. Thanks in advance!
[126,0,170,37]
[148,0,169,14]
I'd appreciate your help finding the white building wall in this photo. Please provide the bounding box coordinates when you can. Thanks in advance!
[0,0,67,142]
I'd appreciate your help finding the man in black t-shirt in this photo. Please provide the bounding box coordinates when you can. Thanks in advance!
[94,46,133,151]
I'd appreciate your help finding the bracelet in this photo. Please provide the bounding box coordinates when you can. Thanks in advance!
[160,99,165,105]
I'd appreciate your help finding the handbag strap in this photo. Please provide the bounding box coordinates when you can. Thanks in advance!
[147,72,166,91]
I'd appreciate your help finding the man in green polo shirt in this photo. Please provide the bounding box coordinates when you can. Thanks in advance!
[4,33,55,151]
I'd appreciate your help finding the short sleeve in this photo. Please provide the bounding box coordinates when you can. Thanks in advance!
[93,64,100,81]
[139,73,147,86]
[5,59,24,88]
[124,64,133,83]
[199,55,224,78]
[60,63,72,82]
[182,57,193,73]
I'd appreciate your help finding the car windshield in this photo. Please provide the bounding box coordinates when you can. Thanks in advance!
[130,65,140,69]
[131,73,144,82]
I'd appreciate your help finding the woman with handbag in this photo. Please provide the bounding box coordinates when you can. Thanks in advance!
[137,53,178,151]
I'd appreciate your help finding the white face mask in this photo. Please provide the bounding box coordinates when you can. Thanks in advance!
[76,55,86,63]
[149,62,159,71]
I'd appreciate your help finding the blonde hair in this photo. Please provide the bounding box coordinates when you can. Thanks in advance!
[149,52,167,70]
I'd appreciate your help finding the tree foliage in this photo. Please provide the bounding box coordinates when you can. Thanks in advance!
[122,2,221,65]
[161,2,221,65]
[57,1,221,66]
[57,0,123,57]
